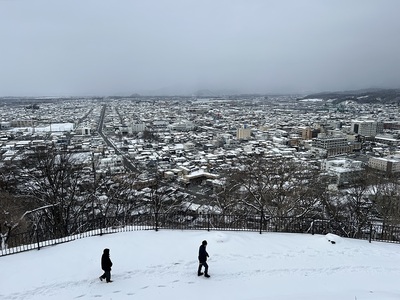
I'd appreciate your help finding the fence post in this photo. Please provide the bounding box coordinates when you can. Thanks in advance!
[311,219,315,235]
[369,222,372,243]
[207,213,210,232]
[35,226,41,251]
[155,212,159,232]
[259,211,263,234]
[100,217,104,236]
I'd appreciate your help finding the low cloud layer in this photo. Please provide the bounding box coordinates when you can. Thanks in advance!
[1,0,399,96]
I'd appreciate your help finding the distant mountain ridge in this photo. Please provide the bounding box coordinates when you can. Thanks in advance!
[302,88,400,104]
[137,87,240,97]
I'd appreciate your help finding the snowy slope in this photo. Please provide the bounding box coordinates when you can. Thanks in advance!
[1,230,400,300]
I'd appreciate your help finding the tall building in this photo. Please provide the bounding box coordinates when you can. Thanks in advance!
[237,125,251,140]
[351,120,383,137]
[302,127,320,140]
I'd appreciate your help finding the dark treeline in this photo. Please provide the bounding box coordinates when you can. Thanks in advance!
[1,145,400,248]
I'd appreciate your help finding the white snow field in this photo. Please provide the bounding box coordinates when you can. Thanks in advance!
[1,230,400,300]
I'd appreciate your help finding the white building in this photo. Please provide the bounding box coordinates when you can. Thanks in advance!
[351,120,383,137]
[0,122,11,130]
[131,123,146,133]
[169,121,194,131]
[98,154,124,174]
[369,156,400,174]
[79,127,91,135]
[237,125,251,140]
[322,158,364,186]
[312,135,354,156]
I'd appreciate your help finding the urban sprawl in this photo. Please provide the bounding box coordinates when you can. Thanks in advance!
[1,93,400,242]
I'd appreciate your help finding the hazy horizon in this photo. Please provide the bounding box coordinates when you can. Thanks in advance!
[1,0,400,97]
[0,86,398,99]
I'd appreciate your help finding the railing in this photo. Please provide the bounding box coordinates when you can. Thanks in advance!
[1,213,399,257]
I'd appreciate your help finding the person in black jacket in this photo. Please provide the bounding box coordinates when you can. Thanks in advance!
[198,240,210,277]
[99,248,113,283]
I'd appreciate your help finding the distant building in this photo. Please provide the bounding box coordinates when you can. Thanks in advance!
[0,122,11,130]
[322,158,364,186]
[312,135,356,156]
[351,120,383,137]
[183,142,195,151]
[237,125,251,140]
[79,127,91,135]
[374,134,400,147]
[153,120,169,129]
[169,121,194,131]
[131,123,146,133]
[369,156,400,174]
[98,154,124,174]
[302,127,320,140]
[10,120,35,127]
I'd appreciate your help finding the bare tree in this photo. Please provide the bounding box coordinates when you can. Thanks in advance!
[237,156,319,218]
[318,176,343,219]
[370,172,400,225]
[0,163,19,193]
[234,156,273,217]
[208,172,242,215]
[141,181,183,215]
[341,170,374,238]
[19,146,91,237]
[88,173,144,222]
[0,192,33,250]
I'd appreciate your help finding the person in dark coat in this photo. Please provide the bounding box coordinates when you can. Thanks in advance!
[99,248,113,283]
[198,240,210,277]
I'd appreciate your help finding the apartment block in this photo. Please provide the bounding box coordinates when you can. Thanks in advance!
[312,135,353,156]
[369,156,400,174]
[237,125,251,140]
[351,120,383,137]
[322,158,364,186]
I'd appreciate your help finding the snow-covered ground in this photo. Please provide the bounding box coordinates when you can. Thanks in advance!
[1,230,400,300]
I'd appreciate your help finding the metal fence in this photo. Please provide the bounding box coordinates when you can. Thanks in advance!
[1,213,400,257]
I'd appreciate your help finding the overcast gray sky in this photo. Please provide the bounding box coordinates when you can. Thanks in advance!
[1,0,400,96]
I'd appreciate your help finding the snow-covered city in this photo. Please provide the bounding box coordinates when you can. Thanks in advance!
[2,0,400,299]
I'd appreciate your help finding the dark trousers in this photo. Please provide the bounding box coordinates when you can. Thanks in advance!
[100,270,111,282]
[198,261,208,275]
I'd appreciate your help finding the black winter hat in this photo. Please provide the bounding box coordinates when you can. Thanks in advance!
[202,240,207,245]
